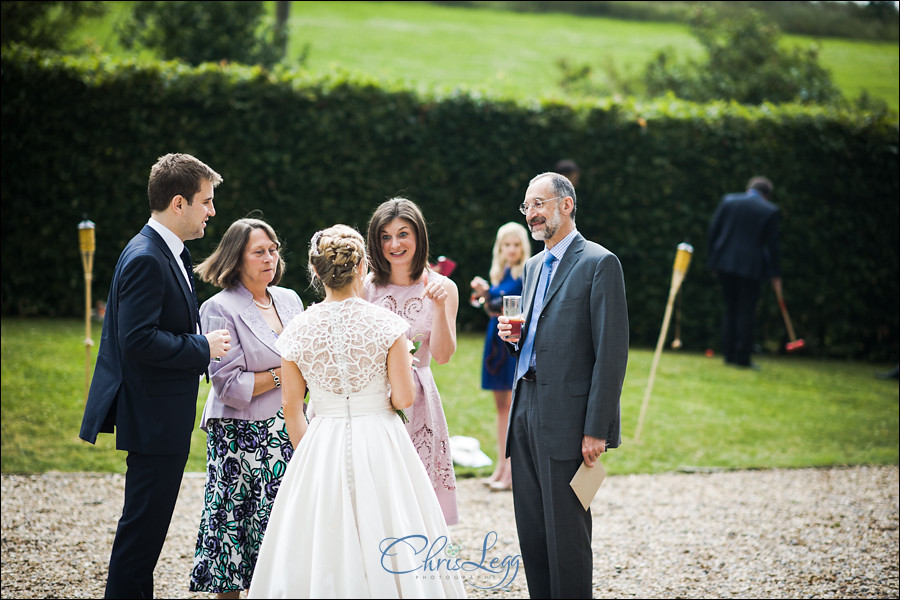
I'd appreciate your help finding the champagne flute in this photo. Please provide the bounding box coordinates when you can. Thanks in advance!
[207,316,227,362]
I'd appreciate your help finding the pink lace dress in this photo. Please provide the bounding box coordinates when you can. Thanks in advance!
[365,273,459,526]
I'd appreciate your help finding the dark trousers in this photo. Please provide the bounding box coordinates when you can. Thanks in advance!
[105,452,188,599]
[718,272,761,366]
[509,379,593,599]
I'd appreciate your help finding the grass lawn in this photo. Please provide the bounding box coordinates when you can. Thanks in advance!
[70,1,899,112]
[2,318,897,476]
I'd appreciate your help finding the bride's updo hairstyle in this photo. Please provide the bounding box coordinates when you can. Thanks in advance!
[308,225,366,292]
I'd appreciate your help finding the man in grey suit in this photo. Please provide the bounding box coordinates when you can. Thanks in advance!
[498,172,629,598]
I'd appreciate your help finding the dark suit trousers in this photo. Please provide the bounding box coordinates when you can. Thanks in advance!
[105,452,188,599]
[509,379,592,599]
[718,272,761,366]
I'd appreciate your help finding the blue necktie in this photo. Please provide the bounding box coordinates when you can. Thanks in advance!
[516,252,556,382]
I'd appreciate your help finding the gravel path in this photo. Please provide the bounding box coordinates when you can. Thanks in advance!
[2,465,897,599]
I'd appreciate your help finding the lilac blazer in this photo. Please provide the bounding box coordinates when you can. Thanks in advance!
[198,282,304,431]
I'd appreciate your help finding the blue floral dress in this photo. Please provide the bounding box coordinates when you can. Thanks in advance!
[189,412,294,592]
[481,268,523,390]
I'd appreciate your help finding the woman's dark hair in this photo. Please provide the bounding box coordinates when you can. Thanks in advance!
[366,197,430,286]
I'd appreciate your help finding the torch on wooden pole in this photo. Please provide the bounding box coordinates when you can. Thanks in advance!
[634,242,693,444]
[78,217,95,403]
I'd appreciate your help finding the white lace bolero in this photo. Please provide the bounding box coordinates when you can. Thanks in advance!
[275,297,409,398]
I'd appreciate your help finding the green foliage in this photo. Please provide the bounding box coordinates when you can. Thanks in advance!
[1,46,897,362]
[2,320,897,475]
[733,0,899,42]
[645,8,843,105]
[62,2,899,113]
[117,1,285,67]
[440,1,900,42]
[555,56,642,99]
[0,1,107,51]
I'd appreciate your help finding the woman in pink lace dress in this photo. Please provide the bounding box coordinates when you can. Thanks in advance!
[364,198,460,525]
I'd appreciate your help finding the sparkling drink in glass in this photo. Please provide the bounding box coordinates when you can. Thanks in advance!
[502,295,524,341]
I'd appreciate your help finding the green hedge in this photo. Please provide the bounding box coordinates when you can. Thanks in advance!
[2,46,898,361]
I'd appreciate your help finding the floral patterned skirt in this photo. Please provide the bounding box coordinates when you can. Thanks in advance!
[189,409,294,593]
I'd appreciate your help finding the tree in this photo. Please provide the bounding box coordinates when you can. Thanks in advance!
[864,1,899,23]
[643,7,843,105]
[117,1,287,67]
[1,1,107,50]
[275,1,290,62]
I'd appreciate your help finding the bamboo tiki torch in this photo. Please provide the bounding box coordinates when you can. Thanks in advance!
[634,242,693,443]
[78,217,96,402]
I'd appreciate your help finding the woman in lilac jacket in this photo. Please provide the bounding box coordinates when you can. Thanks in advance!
[188,218,304,599]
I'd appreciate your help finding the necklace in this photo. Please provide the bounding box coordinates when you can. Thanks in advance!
[253,292,273,310]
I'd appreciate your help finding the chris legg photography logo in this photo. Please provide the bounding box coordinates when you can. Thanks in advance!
[379,531,520,590]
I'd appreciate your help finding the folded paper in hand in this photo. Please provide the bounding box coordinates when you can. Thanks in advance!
[570,460,607,511]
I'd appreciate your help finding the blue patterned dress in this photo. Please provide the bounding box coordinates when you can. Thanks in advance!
[481,268,523,390]
[189,412,294,592]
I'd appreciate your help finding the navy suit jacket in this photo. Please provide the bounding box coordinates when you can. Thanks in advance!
[79,225,210,455]
[506,233,629,460]
[707,189,781,280]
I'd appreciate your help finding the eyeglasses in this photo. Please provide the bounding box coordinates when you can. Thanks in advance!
[519,196,564,215]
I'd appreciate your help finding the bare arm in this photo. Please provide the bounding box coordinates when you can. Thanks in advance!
[280,357,308,449]
[424,276,458,364]
[387,335,416,410]
[251,367,282,397]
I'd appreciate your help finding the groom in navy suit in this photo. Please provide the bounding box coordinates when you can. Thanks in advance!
[498,172,629,598]
[80,153,231,598]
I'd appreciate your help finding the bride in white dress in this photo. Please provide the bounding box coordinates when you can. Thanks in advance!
[248,225,466,599]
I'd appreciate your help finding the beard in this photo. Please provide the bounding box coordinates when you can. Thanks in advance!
[529,204,563,241]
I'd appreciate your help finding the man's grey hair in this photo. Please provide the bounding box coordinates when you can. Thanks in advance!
[529,172,577,220]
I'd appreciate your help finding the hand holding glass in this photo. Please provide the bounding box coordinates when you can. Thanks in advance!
[207,316,227,362]
[502,295,524,342]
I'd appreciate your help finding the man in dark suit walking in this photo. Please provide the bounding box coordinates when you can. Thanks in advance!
[498,172,629,598]
[706,176,781,369]
[80,153,231,598]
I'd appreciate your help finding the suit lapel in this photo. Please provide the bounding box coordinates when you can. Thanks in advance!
[520,235,585,346]
[142,226,196,325]
[541,235,585,308]
[238,303,279,353]
[237,287,303,353]
[522,253,543,319]
[272,293,303,334]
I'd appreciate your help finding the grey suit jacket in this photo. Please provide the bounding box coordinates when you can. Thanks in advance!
[198,282,304,430]
[507,233,629,460]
